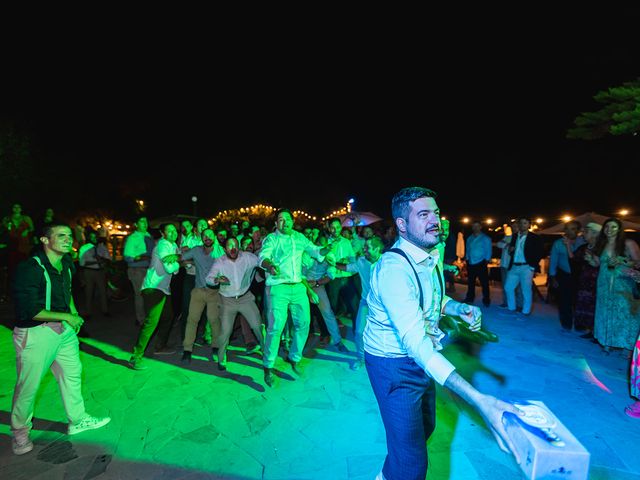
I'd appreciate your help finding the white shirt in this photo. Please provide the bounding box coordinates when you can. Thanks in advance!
[142,238,180,295]
[346,256,374,300]
[364,237,455,386]
[326,236,356,279]
[259,230,324,286]
[513,233,528,264]
[124,231,152,264]
[206,251,260,297]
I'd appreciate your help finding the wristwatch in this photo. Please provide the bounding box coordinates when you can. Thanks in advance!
[314,281,320,288]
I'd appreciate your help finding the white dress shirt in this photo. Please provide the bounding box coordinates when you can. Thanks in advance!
[346,257,374,299]
[364,237,455,386]
[326,236,356,279]
[513,233,528,264]
[142,238,180,295]
[259,230,324,286]
[205,251,260,298]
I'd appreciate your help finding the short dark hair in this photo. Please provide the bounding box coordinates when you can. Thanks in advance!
[275,208,293,221]
[391,187,437,220]
[41,222,72,239]
[366,235,384,252]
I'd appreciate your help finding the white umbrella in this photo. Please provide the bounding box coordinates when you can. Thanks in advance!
[338,211,383,227]
[537,211,640,234]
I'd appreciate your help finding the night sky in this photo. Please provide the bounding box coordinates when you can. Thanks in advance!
[3,12,638,225]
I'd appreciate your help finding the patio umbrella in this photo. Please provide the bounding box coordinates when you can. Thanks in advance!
[537,211,640,234]
[339,211,383,227]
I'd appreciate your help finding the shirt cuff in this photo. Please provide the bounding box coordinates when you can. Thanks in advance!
[425,352,456,385]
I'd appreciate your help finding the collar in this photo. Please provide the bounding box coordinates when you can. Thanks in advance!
[395,237,440,266]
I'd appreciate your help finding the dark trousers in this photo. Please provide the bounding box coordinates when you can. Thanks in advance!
[132,289,174,359]
[556,269,575,330]
[180,273,196,339]
[365,352,436,480]
[465,261,490,304]
[326,276,359,320]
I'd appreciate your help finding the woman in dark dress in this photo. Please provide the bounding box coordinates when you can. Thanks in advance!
[573,222,601,337]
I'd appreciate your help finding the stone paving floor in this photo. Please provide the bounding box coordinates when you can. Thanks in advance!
[0,284,639,479]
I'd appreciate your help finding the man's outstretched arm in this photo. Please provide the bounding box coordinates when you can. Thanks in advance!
[443,371,522,464]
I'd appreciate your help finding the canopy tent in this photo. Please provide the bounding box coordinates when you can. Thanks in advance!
[537,212,640,234]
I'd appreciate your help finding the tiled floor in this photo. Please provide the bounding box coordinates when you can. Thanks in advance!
[0,285,638,479]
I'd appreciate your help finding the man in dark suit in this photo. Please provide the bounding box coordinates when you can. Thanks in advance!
[504,217,543,315]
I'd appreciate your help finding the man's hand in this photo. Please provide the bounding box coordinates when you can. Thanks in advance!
[163,253,181,263]
[457,303,482,331]
[307,288,320,305]
[217,274,231,285]
[476,394,524,465]
[64,313,84,333]
[267,264,279,276]
[549,276,559,289]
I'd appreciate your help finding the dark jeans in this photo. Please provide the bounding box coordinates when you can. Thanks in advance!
[326,276,359,321]
[465,260,490,304]
[365,352,436,480]
[132,289,174,359]
[556,269,575,330]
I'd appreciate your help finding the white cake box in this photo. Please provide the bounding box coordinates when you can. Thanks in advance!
[503,400,590,480]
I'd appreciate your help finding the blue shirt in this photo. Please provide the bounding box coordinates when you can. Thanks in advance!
[465,233,492,265]
[549,236,586,276]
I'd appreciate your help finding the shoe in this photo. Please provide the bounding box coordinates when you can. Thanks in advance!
[68,415,111,435]
[499,303,508,308]
[12,437,33,455]
[153,346,176,355]
[625,401,640,419]
[181,351,192,364]
[318,336,330,346]
[289,360,303,375]
[128,357,147,370]
[245,343,261,354]
[217,352,227,371]
[580,332,594,339]
[350,360,365,371]
[482,301,491,307]
[264,367,275,387]
[333,341,348,353]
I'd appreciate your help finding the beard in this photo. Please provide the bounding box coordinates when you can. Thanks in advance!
[405,227,440,250]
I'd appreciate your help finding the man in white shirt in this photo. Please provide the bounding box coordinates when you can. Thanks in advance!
[259,209,332,387]
[364,187,521,480]
[335,235,384,370]
[129,223,181,370]
[206,238,264,371]
[325,218,359,320]
[78,230,112,318]
[123,216,155,326]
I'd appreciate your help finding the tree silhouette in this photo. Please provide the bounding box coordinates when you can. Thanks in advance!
[567,78,640,140]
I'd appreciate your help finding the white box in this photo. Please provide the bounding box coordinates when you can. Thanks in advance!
[503,400,590,480]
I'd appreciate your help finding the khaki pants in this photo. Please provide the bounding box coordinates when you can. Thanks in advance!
[127,267,147,324]
[183,287,221,352]
[11,323,86,442]
[218,291,264,362]
[263,283,309,368]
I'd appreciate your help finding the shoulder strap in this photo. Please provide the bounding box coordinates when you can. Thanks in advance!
[388,248,424,309]
[388,248,444,312]
[32,256,52,311]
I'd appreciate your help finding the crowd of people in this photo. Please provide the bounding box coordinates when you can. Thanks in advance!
[4,194,640,477]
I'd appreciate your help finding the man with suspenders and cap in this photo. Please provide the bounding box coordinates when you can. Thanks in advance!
[10,223,110,455]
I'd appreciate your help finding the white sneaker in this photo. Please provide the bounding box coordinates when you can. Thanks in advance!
[68,415,111,435]
[12,437,34,455]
